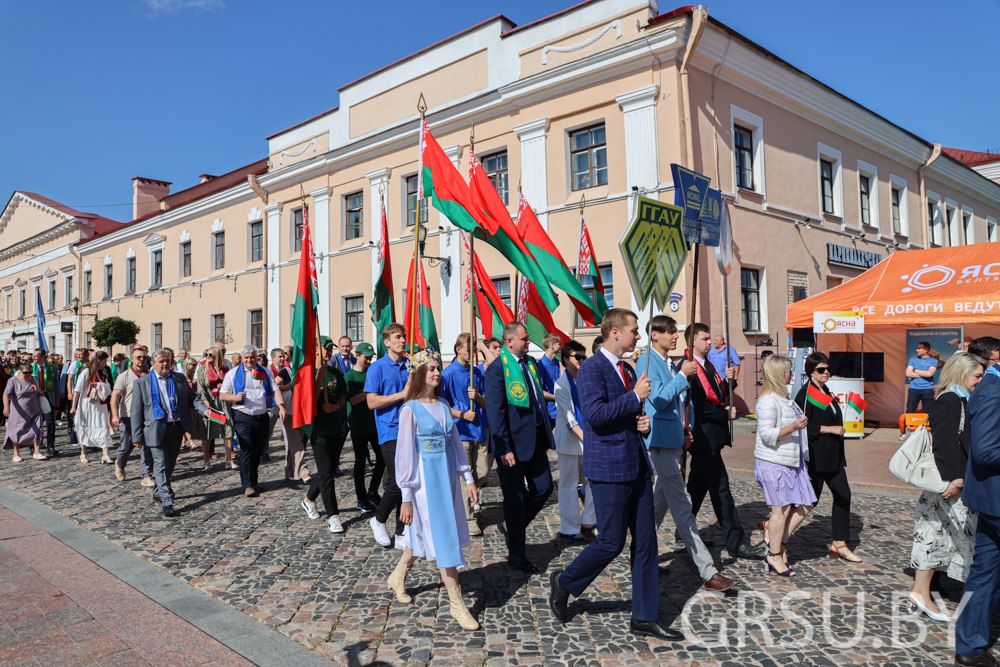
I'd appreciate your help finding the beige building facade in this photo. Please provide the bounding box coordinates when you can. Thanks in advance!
[2,1,999,388]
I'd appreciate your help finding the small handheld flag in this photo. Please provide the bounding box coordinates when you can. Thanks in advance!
[846,391,868,414]
[805,383,834,410]
[207,409,228,426]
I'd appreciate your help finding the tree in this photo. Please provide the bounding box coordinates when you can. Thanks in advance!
[90,316,140,351]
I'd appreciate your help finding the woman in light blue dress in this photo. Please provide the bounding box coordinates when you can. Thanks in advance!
[385,349,480,631]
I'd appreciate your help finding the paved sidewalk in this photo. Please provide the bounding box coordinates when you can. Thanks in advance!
[0,426,979,666]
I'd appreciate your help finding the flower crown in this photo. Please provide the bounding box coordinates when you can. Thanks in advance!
[406,347,441,373]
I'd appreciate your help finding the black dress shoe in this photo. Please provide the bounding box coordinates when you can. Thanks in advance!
[558,532,586,542]
[956,651,1000,666]
[355,499,377,512]
[162,506,178,517]
[548,569,570,623]
[507,557,540,574]
[731,542,767,560]
[367,491,382,506]
[629,619,684,642]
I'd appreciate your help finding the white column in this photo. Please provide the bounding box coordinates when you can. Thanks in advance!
[310,187,332,332]
[437,145,464,355]
[617,85,660,337]
[366,167,391,344]
[616,85,660,192]
[264,202,283,348]
[514,118,549,229]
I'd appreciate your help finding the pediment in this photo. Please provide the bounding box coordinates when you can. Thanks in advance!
[144,232,166,246]
[43,268,58,278]
[0,192,77,253]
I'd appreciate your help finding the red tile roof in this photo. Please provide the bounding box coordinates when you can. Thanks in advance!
[15,191,125,236]
[942,147,1000,167]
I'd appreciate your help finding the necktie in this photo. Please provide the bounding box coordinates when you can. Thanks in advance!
[618,361,633,391]
[520,358,542,424]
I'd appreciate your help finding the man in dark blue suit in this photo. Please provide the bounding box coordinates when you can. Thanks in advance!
[549,308,683,642]
[955,361,1000,666]
[485,322,554,573]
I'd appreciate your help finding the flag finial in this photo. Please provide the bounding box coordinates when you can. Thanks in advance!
[417,93,427,114]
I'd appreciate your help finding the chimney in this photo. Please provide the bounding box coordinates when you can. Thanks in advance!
[132,177,171,219]
[199,174,217,184]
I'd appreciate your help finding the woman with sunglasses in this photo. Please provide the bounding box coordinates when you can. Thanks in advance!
[794,352,862,563]
[553,340,596,540]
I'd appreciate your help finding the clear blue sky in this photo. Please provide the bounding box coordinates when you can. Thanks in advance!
[2,0,997,220]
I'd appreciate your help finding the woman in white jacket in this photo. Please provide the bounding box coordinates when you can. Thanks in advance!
[553,341,596,540]
[754,354,815,576]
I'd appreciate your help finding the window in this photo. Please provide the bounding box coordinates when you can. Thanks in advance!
[125,257,136,293]
[104,264,113,299]
[345,192,364,241]
[734,125,754,190]
[944,201,959,246]
[84,332,92,349]
[856,161,879,231]
[292,207,307,252]
[344,296,364,342]
[962,207,975,244]
[576,263,614,328]
[180,241,192,277]
[211,314,226,345]
[83,270,92,303]
[741,268,762,332]
[33,287,40,316]
[731,106,766,196]
[249,220,263,262]
[570,124,608,191]
[817,144,842,217]
[212,232,225,270]
[150,323,162,350]
[47,280,56,312]
[151,249,163,288]
[404,174,428,227]
[988,216,998,243]
[890,175,909,236]
[858,175,871,227]
[64,275,73,308]
[482,151,509,204]
[179,318,192,352]
[492,276,512,308]
[248,310,263,349]
[18,288,25,317]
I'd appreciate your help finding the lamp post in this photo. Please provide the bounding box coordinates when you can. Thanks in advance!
[417,224,452,276]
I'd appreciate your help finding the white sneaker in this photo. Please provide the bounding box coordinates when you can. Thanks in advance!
[11,455,23,463]
[202,461,211,471]
[328,516,344,534]
[55,420,64,426]
[393,531,408,550]
[369,517,392,546]
[32,453,48,461]
[301,499,320,520]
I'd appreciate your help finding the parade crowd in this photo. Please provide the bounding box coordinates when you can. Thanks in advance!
[3,317,1000,664]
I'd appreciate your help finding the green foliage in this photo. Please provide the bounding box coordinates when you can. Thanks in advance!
[90,316,140,349]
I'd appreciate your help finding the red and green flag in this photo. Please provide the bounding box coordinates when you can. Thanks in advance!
[846,391,868,414]
[516,192,604,326]
[472,251,514,339]
[370,195,396,357]
[805,383,834,411]
[577,213,609,315]
[403,252,440,352]
[520,276,570,347]
[290,205,319,435]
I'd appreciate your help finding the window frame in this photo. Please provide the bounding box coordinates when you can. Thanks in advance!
[150,322,163,350]
[481,150,509,205]
[212,231,226,270]
[64,274,73,308]
[927,191,943,246]
[961,205,975,245]
[944,199,960,247]
[179,318,192,352]
[47,279,56,312]
[180,241,192,278]
[889,174,909,237]
[730,106,766,198]
[575,263,614,329]
[987,215,998,243]
[491,275,512,309]
[83,270,92,303]
[103,264,113,299]
[248,220,264,262]
[18,288,25,318]
[343,295,364,342]
[817,143,843,218]
[150,248,163,289]
[248,309,263,350]
[856,160,879,232]
[569,123,608,192]
[740,267,766,333]
[344,191,364,241]
[125,257,137,294]
[211,314,226,345]
[404,174,428,228]
[291,207,307,253]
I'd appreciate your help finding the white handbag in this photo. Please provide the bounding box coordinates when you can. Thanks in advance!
[888,393,963,494]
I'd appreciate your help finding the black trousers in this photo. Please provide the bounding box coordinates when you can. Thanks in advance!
[352,431,383,500]
[233,412,269,490]
[374,439,404,537]
[809,466,852,542]
[307,433,340,516]
[496,430,554,561]
[66,408,78,445]
[42,410,56,451]
[686,446,745,554]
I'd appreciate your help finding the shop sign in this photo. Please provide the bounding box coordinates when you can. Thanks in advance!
[827,243,883,270]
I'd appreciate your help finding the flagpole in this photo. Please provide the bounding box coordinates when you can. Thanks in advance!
[572,195,584,341]
[468,126,477,388]
[302,186,327,402]
[411,95,427,353]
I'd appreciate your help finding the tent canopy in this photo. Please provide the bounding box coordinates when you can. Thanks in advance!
[787,243,1000,328]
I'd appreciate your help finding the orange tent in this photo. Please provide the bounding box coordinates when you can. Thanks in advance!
[787,243,1000,328]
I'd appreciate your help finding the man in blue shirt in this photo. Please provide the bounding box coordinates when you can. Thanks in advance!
[905,341,938,413]
[440,332,490,536]
[707,335,741,384]
[364,323,410,548]
[538,333,563,422]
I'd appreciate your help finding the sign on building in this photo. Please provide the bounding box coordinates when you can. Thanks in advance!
[812,310,865,334]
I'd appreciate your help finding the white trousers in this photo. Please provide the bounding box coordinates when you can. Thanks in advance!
[557,451,596,535]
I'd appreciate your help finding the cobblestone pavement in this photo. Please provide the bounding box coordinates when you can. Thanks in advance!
[0,425,979,666]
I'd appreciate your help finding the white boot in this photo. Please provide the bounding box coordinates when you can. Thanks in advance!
[447,586,479,631]
[387,560,413,604]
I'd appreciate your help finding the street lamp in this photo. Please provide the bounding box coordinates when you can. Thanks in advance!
[416,224,451,276]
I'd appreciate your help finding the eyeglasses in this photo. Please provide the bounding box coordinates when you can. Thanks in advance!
[571,354,587,361]
[814,366,830,374]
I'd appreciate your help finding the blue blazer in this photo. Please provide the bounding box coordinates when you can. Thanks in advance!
[963,371,1000,515]
[578,352,650,483]
[640,350,688,450]
[484,356,554,462]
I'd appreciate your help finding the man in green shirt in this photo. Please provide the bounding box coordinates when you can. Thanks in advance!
[345,342,383,512]
[300,343,348,533]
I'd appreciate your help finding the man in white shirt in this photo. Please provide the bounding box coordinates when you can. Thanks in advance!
[220,345,286,497]
[111,348,154,486]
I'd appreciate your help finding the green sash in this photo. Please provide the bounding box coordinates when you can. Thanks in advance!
[499,347,543,409]
[32,362,56,393]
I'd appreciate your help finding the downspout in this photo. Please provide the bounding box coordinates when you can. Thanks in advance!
[918,143,942,248]
[69,234,83,350]
[679,5,708,168]
[248,174,269,348]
